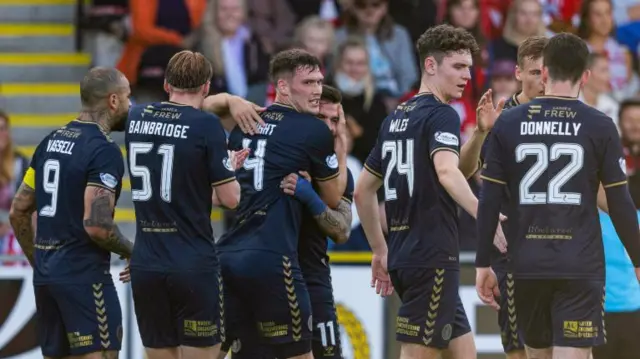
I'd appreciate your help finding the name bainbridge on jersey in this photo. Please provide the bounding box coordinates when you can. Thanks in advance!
[128,120,189,139]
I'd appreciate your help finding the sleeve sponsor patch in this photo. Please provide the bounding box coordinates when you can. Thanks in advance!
[100,173,118,189]
[326,153,338,169]
[434,131,459,146]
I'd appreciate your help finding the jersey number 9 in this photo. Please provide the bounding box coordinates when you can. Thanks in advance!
[40,159,61,217]
[516,143,584,205]
[129,142,175,202]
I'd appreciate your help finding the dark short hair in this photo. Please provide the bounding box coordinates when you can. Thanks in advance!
[517,36,548,67]
[165,50,213,92]
[269,48,322,82]
[321,85,342,104]
[80,67,127,107]
[415,24,479,69]
[543,33,590,83]
[619,98,640,121]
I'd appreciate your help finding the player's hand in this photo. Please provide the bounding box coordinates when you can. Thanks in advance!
[334,105,349,156]
[475,267,500,310]
[229,148,250,170]
[298,171,312,182]
[493,214,508,254]
[119,260,131,283]
[476,89,506,133]
[227,96,266,135]
[371,252,393,297]
[281,173,300,196]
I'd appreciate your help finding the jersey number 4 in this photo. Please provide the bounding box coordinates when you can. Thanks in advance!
[129,142,175,202]
[242,138,267,191]
[516,143,584,205]
[382,139,414,201]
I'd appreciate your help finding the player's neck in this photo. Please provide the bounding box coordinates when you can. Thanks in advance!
[273,95,298,111]
[417,82,448,103]
[544,81,581,99]
[516,92,529,104]
[168,94,202,109]
[78,109,112,133]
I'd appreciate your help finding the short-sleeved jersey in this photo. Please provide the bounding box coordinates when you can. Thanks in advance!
[364,93,462,271]
[299,169,354,286]
[125,102,235,272]
[219,103,339,256]
[478,92,521,270]
[25,120,124,284]
[481,96,627,280]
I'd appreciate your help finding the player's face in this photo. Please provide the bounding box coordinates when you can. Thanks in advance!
[434,51,472,101]
[586,57,611,93]
[588,0,613,37]
[287,66,324,115]
[517,56,544,99]
[109,77,131,132]
[317,101,339,136]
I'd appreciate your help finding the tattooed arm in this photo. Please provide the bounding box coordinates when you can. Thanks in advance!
[313,198,353,244]
[82,186,133,258]
[9,183,37,266]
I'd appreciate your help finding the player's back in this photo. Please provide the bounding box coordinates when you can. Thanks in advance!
[126,102,234,272]
[219,103,338,257]
[32,120,123,284]
[366,93,461,270]
[485,96,621,279]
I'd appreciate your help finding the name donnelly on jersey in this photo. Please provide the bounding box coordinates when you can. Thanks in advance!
[46,139,75,155]
[521,121,582,136]
[129,120,189,139]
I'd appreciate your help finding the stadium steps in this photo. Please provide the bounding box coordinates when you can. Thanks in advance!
[0,0,225,236]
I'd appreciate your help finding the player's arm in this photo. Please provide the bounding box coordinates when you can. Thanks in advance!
[83,185,134,258]
[308,123,342,209]
[202,93,265,134]
[9,170,37,266]
[208,118,241,209]
[597,183,609,213]
[354,169,386,254]
[598,123,640,268]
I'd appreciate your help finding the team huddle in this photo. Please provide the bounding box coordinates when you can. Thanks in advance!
[7,22,640,359]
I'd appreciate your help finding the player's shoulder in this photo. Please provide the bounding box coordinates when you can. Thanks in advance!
[402,92,457,118]
[269,104,331,137]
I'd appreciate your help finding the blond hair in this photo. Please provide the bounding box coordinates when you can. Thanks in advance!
[502,0,548,46]
[334,36,375,111]
[199,0,247,76]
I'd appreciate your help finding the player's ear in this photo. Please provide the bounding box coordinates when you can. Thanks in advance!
[581,70,591,87]
[515,65,522,82]
[541,66,549,85]
[202,81,211,97]
[277,78,290,97]
[108,93,118,111]
[163,80,171,94]
[424,56,437,76]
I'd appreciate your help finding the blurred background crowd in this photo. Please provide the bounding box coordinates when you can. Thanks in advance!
[4,0,640,258]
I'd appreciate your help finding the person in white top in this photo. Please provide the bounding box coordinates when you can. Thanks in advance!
[580,52,620,129]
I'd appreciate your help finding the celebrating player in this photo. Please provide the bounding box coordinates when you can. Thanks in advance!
[354,24,504,359]
[9,67,132,359]
[218,49,345,359]
[475,35,548,359]
[126,51,241,359]
[281,84,354,358]
[476,33,640,359]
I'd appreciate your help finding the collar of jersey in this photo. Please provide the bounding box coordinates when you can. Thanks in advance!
[413,92,444,103]
[537,95,579,101]
[270,102,297,112]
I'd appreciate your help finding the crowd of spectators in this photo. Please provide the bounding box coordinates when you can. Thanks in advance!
[27,0,640,251]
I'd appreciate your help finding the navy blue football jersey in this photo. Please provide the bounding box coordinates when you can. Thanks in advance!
[478,92,521,270]
[481,96,627,280]
[219,103,339,256]
[298,169,354,286]
[125,101,235,272]
[364,93,462,270]
[26,120,124,284]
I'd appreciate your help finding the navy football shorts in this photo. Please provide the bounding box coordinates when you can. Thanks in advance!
[390,268,471,349]
[34,282,122,357]
[308,283,343,359]
[495,270,525,353]
[514,278,606,349]
[220,250,312,358]
[130,269,224,348]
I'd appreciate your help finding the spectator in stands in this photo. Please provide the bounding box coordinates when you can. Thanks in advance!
[199,0,270,105]
[293,16,336,71]
[578,0,636,100]
[489,60,518,105]
[329,37,387,164]
[612,0,640,52]
[387,0,439,54]
[287,0,343,25]
[335,0,418,99]
[82,0,129,67]
[246,0,296,53]
[491,0,548,64]
[116,0,207,103]
[580,53,620,127]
